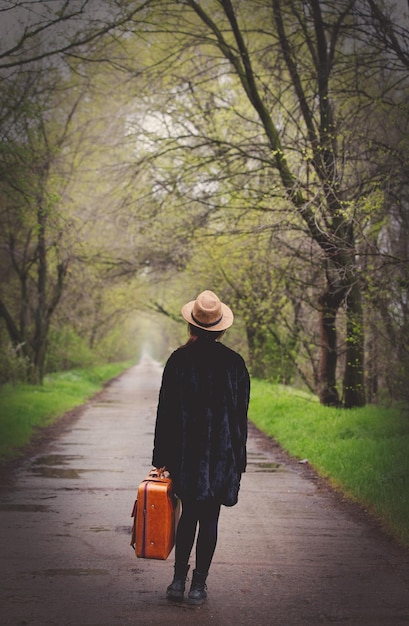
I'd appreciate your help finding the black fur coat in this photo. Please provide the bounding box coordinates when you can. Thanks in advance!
[152,339,250,507]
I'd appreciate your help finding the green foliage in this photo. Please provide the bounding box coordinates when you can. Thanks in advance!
[0,362,133,462]
[0,338,30,385]
[1,0,408,407]
[250,379,409,547]
[46,327,98,372]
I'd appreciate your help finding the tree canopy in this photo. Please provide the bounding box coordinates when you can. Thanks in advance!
[0,0,408,407]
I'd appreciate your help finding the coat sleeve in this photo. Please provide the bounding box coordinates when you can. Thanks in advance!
[233,358,250,474]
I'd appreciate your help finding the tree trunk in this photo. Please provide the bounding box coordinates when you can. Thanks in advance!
[31,336,48,384]
[245,324,268,378]
[343,281,366,408]
[366,318,379,404]
[318,289,342,406]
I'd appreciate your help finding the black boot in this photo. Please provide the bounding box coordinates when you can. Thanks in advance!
[187,569,208,605]
[166,564,190,601]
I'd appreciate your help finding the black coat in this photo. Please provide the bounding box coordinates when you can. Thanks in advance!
[152,339,250,507]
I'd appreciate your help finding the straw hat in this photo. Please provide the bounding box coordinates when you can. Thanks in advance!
[181,290,234,331]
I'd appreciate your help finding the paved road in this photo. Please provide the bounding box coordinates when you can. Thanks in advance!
[0,358,408,626]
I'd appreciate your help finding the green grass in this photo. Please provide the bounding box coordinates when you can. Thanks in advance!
[249,379,409,548]
[0,362,133,462]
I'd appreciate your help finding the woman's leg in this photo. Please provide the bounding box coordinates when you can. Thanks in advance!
[167,500,198,600]
[195,501,221,574]
[174,499,221,571]
[186,501,221,604]
[174,500,199,567]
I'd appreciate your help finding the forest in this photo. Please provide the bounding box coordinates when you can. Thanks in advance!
[0,0,408,409]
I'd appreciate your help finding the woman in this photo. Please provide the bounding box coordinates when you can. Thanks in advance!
[152,290,250,604]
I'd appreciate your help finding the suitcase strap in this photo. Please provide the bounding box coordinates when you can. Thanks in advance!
[147,467,170,480]
[130,500,137,549]
[141,481,149,558]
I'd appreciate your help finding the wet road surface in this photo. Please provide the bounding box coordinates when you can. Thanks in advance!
[0,358,408,625]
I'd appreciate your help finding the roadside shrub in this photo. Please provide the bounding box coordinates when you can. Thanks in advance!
[46,327,97,373]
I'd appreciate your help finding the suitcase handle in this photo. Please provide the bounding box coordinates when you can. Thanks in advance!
[148,467,170,479]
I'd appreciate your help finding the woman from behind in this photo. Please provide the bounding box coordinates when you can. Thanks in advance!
[152,290,250,604]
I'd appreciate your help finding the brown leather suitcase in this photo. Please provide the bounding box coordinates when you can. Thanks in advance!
[130,469,180,560]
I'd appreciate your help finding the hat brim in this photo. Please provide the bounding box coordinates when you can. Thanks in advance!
[181,300,234,331]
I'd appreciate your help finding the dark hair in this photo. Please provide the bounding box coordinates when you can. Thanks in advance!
[181,323,224,348]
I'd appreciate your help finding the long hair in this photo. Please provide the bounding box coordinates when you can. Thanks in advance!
[181,323,224,348]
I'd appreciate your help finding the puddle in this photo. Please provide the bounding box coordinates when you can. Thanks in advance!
[32,454,84,466]
[249,461,284,472]
[115,525,132,534]
[33,568,109,577]
[29,455,98,479]
[0,503,51,513]
[29,467,87,479]
[29,466,121,479]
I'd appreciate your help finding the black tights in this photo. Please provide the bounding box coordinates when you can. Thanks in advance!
[175,500,221,574]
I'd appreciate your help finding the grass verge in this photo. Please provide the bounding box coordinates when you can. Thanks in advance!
[249,379,409,548]
[0,361,134,462]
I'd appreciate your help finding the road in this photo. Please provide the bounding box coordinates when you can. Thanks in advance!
[0,357,408,625]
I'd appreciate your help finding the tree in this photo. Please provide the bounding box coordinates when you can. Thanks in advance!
[0,1,155,70]
[0,1,189,383]
[0,66,88,382]
[178,220,320,390]
[122,0,409,407]
[3,0,407,404]
[0,6,205,383]
[347,0,409,402]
